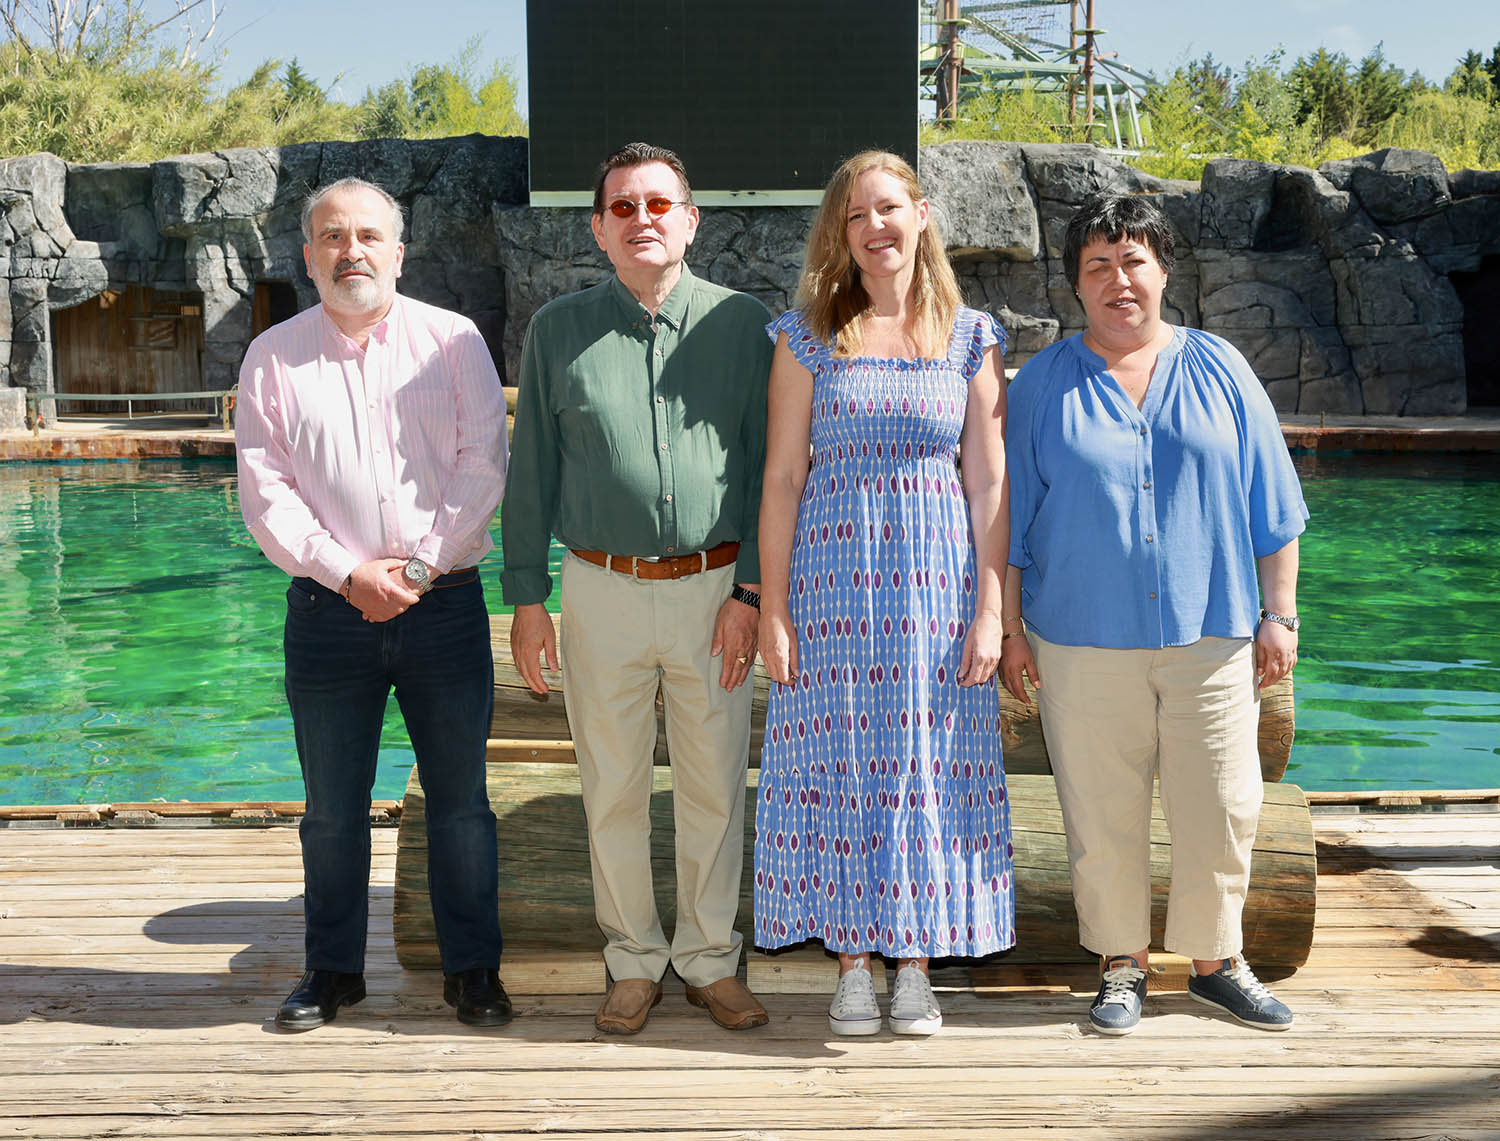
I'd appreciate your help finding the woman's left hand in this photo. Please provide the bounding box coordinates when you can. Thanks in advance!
[1255,621,1298,689]
[958,611,1003,687]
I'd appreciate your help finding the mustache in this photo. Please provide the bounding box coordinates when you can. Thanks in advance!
[334,259,374,277]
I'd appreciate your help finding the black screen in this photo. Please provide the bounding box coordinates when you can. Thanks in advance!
[527,0,917,201]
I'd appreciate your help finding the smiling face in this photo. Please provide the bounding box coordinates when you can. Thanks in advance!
[1075,235,1169,348]
[844,167,929,286]
[590,160,699,283]
[302,186,404,327]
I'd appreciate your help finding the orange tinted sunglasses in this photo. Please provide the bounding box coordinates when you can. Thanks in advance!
[607,197,688,219]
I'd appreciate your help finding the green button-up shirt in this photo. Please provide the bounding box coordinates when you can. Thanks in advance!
[499,266,773,606]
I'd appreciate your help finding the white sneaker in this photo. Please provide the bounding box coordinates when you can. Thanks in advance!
[888,964,942,1035]
[828,963,881,1036]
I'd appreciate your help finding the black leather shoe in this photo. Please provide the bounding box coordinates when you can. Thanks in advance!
[275,969,366,1031]
[443,967,513,1027]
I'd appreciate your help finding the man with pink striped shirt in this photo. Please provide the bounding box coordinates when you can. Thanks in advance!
[237,177,511,1031]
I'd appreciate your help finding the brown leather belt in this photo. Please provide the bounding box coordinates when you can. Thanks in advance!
[569,540,739,581]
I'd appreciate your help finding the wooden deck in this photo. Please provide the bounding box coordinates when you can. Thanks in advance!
[2,809,1497,1139]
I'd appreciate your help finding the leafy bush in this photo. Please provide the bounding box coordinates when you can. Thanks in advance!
[934,40,1500,179]
[0,6,525,163]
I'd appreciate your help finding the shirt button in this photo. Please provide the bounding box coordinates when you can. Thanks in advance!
[665,495,673,503]
[1145,535,1154,543]
[659,442,668,451]
[1143,481,1151,489]
[657,396,665,404]
[1149,592,1157,599]
[666,546,675,553]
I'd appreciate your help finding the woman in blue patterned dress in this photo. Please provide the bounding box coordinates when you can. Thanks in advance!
[756,151,1016,1037]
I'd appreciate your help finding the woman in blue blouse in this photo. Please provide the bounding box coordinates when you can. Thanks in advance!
[999,192,1307,1037]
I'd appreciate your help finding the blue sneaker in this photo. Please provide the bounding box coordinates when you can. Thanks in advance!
[1188,957,1294,1031]
[1089,955,1147,1036]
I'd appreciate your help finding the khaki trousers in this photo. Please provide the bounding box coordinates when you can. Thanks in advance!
[560,552,753,987]
[1028,633,1264,961]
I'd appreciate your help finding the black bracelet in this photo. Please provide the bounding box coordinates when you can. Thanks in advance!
[731,585,761,610]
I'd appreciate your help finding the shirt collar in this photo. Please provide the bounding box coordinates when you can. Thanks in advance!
[608,264,694,332]
[320,294,400,353]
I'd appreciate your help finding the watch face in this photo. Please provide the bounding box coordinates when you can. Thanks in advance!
[405,558,429,585]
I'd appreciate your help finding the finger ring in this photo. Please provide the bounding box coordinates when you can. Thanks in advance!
[737,656,748,664]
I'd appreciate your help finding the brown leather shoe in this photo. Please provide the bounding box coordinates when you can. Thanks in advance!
[594,977,662,1035]
[684,976,769,1031]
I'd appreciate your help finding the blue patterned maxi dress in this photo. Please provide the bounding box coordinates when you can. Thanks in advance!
[754,306,1016,959]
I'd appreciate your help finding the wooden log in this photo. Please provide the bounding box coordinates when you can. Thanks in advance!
[487,612,1294,781]
[393,761,1315,989]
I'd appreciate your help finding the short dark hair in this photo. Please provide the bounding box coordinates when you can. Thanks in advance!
[1062,192,1175,290]
[591,142,694,216]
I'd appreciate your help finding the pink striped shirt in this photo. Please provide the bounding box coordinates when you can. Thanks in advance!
[236,294,509,589]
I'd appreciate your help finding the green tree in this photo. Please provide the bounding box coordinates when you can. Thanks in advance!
[282,57,323,106]
[1446,50,1494,102]
[1135,70,1219,179]
[1288,48,1356,143]
[1184,54,1232,121]
[1350,44,1410,140]
[356,36,525,140]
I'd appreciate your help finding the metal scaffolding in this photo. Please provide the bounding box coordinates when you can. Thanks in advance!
[919,1,1155,148]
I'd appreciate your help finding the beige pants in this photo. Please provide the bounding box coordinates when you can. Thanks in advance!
[1028,632,1264,961]
[560,552,753,987]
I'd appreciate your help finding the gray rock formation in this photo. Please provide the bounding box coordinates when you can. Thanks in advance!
[2,138,1496,418]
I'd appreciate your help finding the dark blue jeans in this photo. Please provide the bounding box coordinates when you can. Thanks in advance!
[283,572,500,975]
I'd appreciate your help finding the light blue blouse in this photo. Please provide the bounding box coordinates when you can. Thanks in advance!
[1005,327,1308,650]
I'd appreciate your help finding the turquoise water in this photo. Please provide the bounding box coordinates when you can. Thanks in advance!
[0,455,1495,805]
[0,460,561,805]
[1288,452,1500,792]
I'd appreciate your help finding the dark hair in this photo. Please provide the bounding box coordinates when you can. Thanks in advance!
[591,142,694,216]
[300,177,404,244]
[1062,191,1175,290]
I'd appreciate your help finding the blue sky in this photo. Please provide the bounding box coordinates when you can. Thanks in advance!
[205,0,1497,111]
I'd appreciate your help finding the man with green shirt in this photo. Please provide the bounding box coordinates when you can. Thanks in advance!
[501,142,772,1036]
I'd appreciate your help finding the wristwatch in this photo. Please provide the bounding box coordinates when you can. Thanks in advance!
[404,557,433,595]
[731,585,761,610]
[1260,609,1300,632]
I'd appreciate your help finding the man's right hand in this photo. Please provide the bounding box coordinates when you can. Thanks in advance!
[511,603,560,695]
[348,558,421,622]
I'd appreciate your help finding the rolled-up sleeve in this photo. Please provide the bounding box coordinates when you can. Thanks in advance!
[1233,353,1308,557]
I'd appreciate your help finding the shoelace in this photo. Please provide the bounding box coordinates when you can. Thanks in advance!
[892,967,937,1014]
[832,968,877,1016]
[1218,958,1274,1004]
[1097,963,1146,1008]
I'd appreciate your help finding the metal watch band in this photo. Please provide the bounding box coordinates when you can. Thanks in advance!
[1260,609,1300,632]
[731,585,761,610]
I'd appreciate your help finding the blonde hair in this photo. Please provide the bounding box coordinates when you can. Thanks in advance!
[797,151,961,359]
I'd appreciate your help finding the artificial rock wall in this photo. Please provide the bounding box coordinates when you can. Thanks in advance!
[2,135,1498,432]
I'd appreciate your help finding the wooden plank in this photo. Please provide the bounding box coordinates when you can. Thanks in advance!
[0,814,1497,1141]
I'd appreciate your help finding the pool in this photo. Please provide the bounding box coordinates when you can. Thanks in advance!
[0,456,1495,805]
[1289,451,1500,792]
[0,460,561,805]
